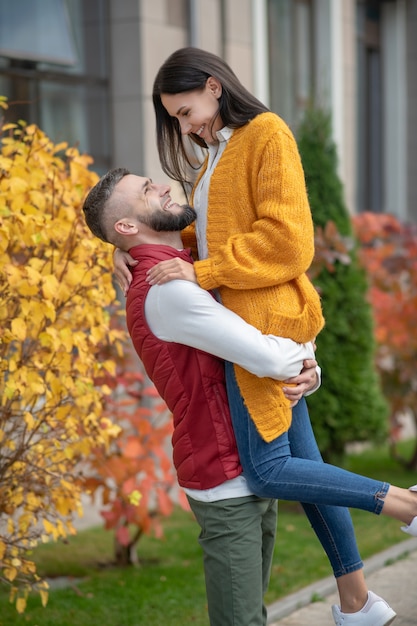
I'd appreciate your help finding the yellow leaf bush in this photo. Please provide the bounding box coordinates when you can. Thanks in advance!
[0,103,126,611]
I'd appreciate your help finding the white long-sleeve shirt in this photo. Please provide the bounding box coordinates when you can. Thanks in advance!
[144,276,319,503]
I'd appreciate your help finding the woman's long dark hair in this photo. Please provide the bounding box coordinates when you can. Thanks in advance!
[152,47,269,194]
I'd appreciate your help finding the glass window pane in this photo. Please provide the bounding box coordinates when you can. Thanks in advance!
[294,1,312,109]
[268,0,295,123]
[268,0,313,128]
[0,0,77,66]
[39,82,111,173]
[51,0,108,78]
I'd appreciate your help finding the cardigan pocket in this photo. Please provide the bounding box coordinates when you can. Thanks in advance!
[265,303,317,344]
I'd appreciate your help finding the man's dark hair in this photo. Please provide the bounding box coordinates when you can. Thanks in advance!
[83,167,130,242]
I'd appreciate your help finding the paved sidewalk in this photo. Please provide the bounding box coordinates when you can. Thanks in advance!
[267,537,417,625]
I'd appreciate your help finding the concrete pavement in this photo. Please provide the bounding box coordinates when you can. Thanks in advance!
[267,537,417,625]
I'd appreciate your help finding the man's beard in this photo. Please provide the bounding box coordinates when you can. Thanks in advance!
[140,204,197,232]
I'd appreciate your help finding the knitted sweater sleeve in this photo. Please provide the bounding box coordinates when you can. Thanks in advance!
[180,223,198,259]
[193,118,315,292]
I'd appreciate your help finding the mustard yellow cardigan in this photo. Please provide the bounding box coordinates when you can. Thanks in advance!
[182,112,325,442]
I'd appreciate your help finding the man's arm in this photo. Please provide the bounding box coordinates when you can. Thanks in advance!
[283,360,321,405]
[145,279,316,381]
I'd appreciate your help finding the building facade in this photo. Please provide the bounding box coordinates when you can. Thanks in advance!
[0,0,416,220]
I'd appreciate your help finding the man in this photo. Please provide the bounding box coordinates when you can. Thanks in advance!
[83,167,318,626]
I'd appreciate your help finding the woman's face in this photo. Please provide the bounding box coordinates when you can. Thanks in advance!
[161,77,223,145]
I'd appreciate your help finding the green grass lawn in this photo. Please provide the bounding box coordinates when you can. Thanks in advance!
[0,440,416,626]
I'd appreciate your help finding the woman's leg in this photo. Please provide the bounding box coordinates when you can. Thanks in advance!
[289,398,368,612]
[224,362,380,578]
[224,364,404,620]
[288,398,364,577]
[225,363,388,512]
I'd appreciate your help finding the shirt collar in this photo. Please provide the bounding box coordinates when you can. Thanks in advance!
[216,126,233,142]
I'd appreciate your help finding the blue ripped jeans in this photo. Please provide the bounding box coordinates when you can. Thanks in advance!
[225,362,390,578]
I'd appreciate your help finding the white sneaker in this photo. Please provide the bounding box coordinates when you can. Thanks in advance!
[401,485,417,537]
[331,591,396,626]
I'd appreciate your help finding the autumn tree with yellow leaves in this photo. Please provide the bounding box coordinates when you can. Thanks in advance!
[0,98,126,612]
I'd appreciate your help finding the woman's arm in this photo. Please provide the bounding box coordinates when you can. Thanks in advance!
[146,124,315,291]
[194,127,315,292]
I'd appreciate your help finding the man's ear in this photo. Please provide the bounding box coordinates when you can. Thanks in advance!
[114,218,139,236]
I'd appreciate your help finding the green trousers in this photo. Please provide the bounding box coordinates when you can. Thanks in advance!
[187,495,277,626]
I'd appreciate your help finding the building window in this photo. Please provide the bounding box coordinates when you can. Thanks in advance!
[356,0,383,213]
[267,0,314,129]
[0,0,77,66]
[0,0,110,173]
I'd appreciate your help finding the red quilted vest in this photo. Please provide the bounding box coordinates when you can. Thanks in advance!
[125,244,242,490]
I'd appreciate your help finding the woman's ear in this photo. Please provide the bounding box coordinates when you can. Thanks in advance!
[114,218,139,236]
[207,76,222,98]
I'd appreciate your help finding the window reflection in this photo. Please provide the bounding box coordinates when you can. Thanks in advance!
[0,0,110,173]
[268,0,313,129]
[0,0,77,66]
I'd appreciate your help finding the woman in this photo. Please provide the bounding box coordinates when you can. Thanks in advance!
[115,48,416,626]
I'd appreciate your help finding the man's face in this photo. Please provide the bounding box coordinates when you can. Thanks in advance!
[116,174,196,232]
